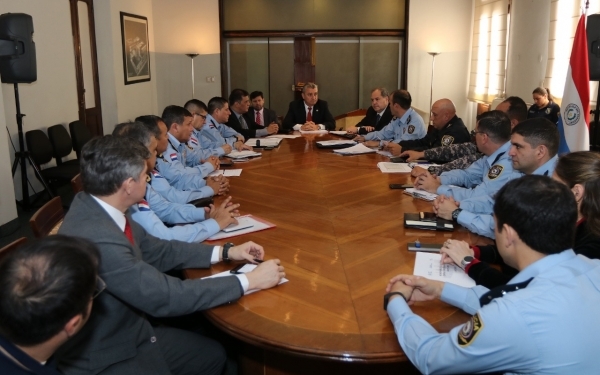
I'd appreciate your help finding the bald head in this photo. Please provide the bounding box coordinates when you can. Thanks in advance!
[430,99,456,129]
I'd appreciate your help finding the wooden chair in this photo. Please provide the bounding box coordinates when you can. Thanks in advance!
[29,197,65,238]
[71,173,83,194]
[0,237,27,262]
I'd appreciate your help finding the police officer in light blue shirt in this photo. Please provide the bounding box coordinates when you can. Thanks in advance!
[184,99,223,166]
[150,168,213,203]
[200,97,250,156]
[356,90,426,150]
[384,176,600,375]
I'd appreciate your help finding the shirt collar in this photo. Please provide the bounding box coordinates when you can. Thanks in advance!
[205,114,220,127]
[398,107,414,124]
[230,109,242,118]
[486,141,511,167]
[167,132,181,149]
[532,154,558,176]
[509,249,576,284]
[376,105,388,116]
[91,195,127,231]
[304,102,315,111]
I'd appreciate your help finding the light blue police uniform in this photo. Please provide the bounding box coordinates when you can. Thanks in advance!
[363,108,426,146]
[145,183,206,223]
[456,155,558,238]
[437,141,522,201]
[388,250,600,374]
[149,169,213,204]
[199,114,241,156]
[129,199,220,243]
[188,128,218,165]
[155,134,209,191]
[169,133,215,177]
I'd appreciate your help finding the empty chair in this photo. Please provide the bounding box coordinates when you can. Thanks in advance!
[29,196,65,238]
[69,120,93,159]
[71,173,83,194]
[25,130,80,196]
[0,237,27,261]
[48,124,79,167]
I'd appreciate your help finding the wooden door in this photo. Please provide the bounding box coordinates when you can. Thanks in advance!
[69,0,103,136]
[293,37,315,101]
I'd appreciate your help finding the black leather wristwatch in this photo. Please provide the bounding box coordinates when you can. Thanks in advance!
[383,291,407,310]
[452,208,462,221]
[222,242,234,262]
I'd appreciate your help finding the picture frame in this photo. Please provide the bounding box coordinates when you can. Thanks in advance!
[120,12,150,85]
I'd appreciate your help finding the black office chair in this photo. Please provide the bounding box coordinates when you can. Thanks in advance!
[25,130,80,197]
[69,120,93,160]
[48,124,79,167]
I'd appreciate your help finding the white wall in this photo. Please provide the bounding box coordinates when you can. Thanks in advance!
[407,0,476,129]
[0,83,18,226]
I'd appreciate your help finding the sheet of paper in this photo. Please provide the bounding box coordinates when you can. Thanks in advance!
[299,129,329,134]
[377,162,412,173]
[408,162,439,169]
[226,150,262,159]
[376,150,393,157]
[316,140,356,146]
[332,143,377,155]
[413,252,475,288]
[222,216,254,232]
[266,134,300,139]
[208,169,243,177]
[202,264,289,295]
[245,138,281,147]
[329,130,348,135]
[405,188,438,201]
[207,215,274,240]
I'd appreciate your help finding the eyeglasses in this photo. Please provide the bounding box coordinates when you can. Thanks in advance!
[194,113,207,120]
[470,130,487,137]
[93,276,106,299]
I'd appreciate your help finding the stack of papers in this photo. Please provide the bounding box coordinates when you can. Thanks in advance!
[404,188,438,201]
[207,215,276,240]
[266,134,300,139]
[376,150,394,157]
[208,169,243,177]
[413,252,475,287]
[299,129,329,134]
[226,150,262,159]
[245,138,282,147]
[329,130,349,135]
[332,143,377,155]
[316,140,356,146]
[408,162,439,169]
[202,264,289,295]
[377,162,412,173]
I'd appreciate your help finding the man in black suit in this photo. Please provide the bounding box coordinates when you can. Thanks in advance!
[347,87,393,135]
[248,91,279,134]
[282,82,336,131]
[226,89,278,140]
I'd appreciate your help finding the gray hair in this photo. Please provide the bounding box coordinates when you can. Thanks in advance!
[81,135,150,196]
[372,87,389,97]
[112,121,154,148]
[302,82,318,93]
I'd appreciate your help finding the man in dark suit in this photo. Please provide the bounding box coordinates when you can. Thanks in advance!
[226,89,278,140]
[346,87,393,135]
[57,135,285,375]
[282,82,336,131]
[248,91,279,133]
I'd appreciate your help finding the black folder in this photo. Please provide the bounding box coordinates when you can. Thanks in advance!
[403,213,454,231]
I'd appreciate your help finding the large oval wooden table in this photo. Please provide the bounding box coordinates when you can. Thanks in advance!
[184,133,491,375]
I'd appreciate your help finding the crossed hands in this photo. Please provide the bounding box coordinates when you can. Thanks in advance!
[385,275,444,305]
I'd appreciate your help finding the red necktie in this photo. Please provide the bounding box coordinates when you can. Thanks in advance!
[307,107,313,122]
[256,111,262,125]
[124,218,135,246]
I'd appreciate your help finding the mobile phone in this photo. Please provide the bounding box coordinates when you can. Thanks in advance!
[389,183,414,189]
[390,156,409,163]
[230,264,245,274]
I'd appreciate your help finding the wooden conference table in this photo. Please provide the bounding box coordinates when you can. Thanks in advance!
[184,133,491,374]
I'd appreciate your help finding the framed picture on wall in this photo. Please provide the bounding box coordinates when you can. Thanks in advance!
[120,12,150,85]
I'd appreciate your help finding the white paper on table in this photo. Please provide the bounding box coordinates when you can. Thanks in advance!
[332,143,377,155]
[245,138,281,147]
[376,150,393,157]
[202,264,289,295]
[299,129,329,134]
[413,252,476,288]
[329,130,348,135]
[266,134,300,139]
[222,216,254,232]
[316,140,356,146]
[404,188,438,201]
[208,169,243,177]
[377,162,412,173]
[226,150,262,158]
[207,215,273,240]
[408,162,439,169]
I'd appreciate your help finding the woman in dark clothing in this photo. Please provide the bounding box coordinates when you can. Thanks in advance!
[527,87,560,124]
[440,151,600,289]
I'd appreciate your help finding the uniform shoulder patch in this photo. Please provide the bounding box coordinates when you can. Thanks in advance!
[138,200,151,212]
[190,136,199,146]
[487,164,504,180]
[545,108,551,114]
[441,135,454,146]
[458,312,484,347]
[151,169,164,178]
[408,125,415,134]
[170,153,178,162]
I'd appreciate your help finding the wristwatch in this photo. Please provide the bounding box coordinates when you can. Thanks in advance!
[383,291,407,310]
[222,242,234,262]
[460,255,474,270]
[451,208,462,221]
[428,166,437,174]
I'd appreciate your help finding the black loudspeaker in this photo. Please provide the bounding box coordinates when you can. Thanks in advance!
[0,13,36,83]
[588,14,600,81]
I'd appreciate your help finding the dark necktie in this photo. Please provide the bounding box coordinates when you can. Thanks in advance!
[479,277,533,307]
[239,115,248,129]
[256,111,262,125]
[375,114,381,127]
[124,217,135,246]
[307,107,313,122]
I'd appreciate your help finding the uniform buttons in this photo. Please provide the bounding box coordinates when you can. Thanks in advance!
[150,336,157,343]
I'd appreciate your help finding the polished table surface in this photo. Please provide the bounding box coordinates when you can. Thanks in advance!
[184,133,491,364]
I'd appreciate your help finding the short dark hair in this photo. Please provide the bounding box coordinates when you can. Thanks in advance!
[112,121,155,148]
[184,99,208,112]
[476,110,511,143]
[494,175,577,255]
[390,89,411,110]
[135,115,163,139]
[161,105,192,129]
[0,235,99,346]
[511,118,559,157]
[250,91,263,100]
[207,97,228,115]
[229,89,249,106]
[80,135,150,196]
[502,96,528,123]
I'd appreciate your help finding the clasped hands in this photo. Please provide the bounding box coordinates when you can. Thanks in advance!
[385,275,444,305]
[300,121,320,131]
[224,241,286,291]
